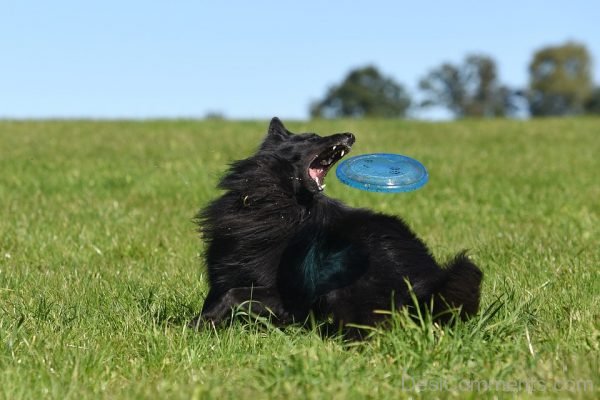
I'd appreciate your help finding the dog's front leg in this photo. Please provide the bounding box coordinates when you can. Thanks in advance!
[189,286,291,329]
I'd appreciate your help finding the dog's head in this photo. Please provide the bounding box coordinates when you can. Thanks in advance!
[259,117,355,193]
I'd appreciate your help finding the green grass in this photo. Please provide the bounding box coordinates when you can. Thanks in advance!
[0,118,598,399]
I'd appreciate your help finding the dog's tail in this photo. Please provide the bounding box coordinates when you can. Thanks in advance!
[434,251,483,322]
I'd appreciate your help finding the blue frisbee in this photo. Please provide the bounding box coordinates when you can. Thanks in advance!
[336,153,428,193]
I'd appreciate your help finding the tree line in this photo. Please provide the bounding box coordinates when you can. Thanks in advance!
[310,41,600,118]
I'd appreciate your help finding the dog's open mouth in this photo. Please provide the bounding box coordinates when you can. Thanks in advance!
[308,144,351,191]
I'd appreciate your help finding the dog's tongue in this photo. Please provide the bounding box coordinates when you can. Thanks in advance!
[309,167,321,179]
[309,167,324,185]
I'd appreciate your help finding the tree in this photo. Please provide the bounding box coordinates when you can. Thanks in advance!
[584,87,600,114]
[528,42,593,116]
[419,54,519,118]
[310,66,411,118]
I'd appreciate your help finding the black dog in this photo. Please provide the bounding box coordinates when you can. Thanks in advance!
[191,118,482,337]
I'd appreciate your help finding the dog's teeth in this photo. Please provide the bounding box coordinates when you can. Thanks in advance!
[333,145,337,150]
[321,184,326,189]
[341,150,345,157]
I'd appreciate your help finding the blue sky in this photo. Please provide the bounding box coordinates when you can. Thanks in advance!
[1,1,599,119]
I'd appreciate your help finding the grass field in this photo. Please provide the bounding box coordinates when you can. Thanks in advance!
[0,118,598,399]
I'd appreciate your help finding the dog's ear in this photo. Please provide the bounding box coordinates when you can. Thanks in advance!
[268,117,291,139]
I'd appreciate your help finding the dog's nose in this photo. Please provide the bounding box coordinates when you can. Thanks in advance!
[344,133,355,145]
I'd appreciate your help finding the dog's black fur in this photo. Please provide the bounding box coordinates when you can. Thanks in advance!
[191,118,482,338]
